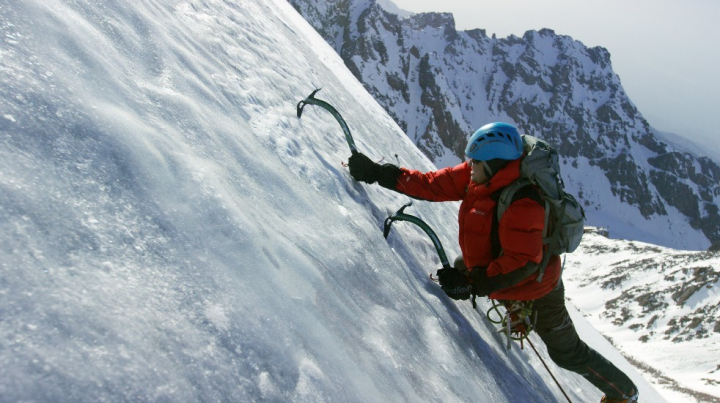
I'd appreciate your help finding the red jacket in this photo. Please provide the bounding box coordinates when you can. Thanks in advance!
[395,159,560,301]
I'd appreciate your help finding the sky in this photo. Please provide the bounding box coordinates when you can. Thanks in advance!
[0,0,673,401]
[390,0,720,159]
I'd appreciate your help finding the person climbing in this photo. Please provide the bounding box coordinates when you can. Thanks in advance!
[347,122,639,403]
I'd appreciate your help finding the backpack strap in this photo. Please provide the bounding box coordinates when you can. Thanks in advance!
[481,182,546,298]
[496,179,533,219]
[491,180,544,260]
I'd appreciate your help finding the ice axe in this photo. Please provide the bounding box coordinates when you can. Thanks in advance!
[383,201,451,270]
[296,89,358,155]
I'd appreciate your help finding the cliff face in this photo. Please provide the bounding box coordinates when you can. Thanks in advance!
[290,0,720,249]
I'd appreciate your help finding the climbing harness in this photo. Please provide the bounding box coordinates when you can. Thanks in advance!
[486,299,537,350]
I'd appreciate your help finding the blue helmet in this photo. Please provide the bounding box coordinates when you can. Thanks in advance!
[465,122,523,161]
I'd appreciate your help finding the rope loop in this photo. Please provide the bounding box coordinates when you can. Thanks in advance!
[486,299,536,349]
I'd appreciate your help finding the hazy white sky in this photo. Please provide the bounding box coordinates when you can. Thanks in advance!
[390,0,720,156]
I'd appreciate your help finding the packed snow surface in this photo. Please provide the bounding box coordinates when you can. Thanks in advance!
[1,0,668,402]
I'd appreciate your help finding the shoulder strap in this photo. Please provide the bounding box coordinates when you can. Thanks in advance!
[491,181,543,259]
[496,179,531,219]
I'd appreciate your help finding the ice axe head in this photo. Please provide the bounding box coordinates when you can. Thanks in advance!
[383,202,413,239]
[296,89,322,118]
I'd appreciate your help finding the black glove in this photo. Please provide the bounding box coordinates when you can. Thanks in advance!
[469,267,491,297]
[437,267,473,300]
[348,152,402,189]
[348,152,380,183]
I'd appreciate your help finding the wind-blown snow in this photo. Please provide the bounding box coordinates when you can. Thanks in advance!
[1,0,666,402]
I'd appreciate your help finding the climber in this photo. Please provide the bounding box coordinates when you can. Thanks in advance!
[348,122,639,403]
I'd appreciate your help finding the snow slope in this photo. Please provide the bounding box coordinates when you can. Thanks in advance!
[564,229,720,403]
[1,0,664,402]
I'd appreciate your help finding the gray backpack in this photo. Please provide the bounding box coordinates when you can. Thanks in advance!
[495,135,585,281]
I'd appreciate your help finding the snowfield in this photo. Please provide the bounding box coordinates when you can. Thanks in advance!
[0,0,677,402]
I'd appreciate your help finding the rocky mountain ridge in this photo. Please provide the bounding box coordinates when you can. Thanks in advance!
[289,0,720,250]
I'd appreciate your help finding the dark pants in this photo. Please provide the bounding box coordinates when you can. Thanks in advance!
[533,282,636,398]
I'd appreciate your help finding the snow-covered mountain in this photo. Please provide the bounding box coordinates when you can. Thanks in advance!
[564,228,720,402]
[288,0,720,252]
[0,0,673,402]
